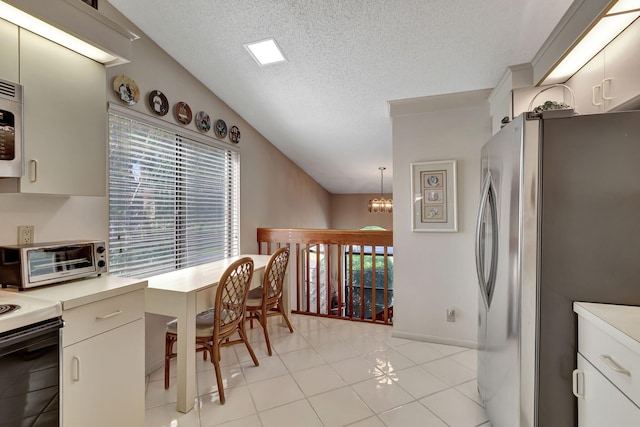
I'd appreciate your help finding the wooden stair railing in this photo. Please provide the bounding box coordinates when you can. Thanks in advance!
[257,228,394,325]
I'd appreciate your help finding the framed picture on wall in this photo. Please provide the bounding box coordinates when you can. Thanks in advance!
[411,160,458,232]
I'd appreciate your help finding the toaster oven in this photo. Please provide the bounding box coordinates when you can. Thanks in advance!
[0,240,107,290]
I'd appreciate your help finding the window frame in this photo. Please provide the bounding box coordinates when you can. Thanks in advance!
[107,103,240,278]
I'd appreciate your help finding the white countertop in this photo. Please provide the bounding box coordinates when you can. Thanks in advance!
[5,274,147,310]
[574,301,640,355]
[0,290,62,333]
[146,254,270,293]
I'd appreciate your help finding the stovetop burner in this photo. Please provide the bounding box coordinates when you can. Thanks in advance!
[0,291,61,334]
[0,304,21,315]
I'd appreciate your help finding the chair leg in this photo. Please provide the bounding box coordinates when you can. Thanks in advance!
[260,313,273,356]
[281,309,294,333]
[213,359,225,404]
[164,333,175,390]
[238,322,260,366]
[279,298,295,333]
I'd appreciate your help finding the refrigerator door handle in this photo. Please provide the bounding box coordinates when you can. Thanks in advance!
[475,172,499,309]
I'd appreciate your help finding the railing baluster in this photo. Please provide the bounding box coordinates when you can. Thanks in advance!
[326,243,331,316]
[359,250,365,320]
[383,246,389,323]
[315,244,321,314]
[305,244,310,312]
[337,245,343,318]
[295,243,301,312]
[371,247,376,321]
[348,246,353,319]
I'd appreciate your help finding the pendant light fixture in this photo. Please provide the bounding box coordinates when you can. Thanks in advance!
[368,167,393,213]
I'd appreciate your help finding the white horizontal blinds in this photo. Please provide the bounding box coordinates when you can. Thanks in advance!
[108,111,239,278]
[180,137,240,267]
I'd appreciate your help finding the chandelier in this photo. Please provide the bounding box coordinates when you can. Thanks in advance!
[368,167,393,213]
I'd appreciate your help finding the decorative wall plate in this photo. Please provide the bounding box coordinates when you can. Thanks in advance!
[147,90,169,116]
[214,119,228,139]
[195,111,211,132]
[229,125,241,144]
[174,102,192,125]
[113,75,139,106]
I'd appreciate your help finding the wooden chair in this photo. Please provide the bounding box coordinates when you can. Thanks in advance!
[245,247,293,356]
[164,257,259,404]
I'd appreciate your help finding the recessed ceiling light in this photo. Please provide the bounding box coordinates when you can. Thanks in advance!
[244,38,287,66]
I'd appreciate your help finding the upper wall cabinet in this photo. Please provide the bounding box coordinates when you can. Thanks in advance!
[1,29,107,196]
[487,64,534,135]
[0,19,18,81]
[566,18,640,114]
[487,64,570,135]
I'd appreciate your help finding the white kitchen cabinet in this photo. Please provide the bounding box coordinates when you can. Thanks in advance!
[20,276,147,426]
[60,288,145,427]
[600,17,640,111]
[0,18,19,82]
[575,353,640,426]
[566,18,640,114]
[573,302,640,427]
[487,64,535,135]
[13,29,106,195]
[566,51,605,114]
[488,64,573,135]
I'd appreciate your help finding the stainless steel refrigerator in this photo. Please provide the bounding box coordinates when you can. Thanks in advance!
[475,110,640,427]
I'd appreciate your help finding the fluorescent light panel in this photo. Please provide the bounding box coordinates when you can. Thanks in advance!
[245,38,287,66]
[544,0,640,84]
[0,1,118,64]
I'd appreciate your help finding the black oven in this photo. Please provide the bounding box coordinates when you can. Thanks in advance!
[0,317,62,426]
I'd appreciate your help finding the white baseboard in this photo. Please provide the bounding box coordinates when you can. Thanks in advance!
[391,329,478,349]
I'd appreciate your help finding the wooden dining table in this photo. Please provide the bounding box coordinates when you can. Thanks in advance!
[144,254,276,413]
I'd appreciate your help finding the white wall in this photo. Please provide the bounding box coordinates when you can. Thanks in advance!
[390,90,491,347]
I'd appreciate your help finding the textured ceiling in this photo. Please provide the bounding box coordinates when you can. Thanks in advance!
[107,0,573,194]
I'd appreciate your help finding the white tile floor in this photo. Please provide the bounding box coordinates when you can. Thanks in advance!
[145,314,493,427]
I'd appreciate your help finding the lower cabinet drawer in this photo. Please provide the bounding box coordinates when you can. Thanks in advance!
[576,353,640,426]
[62,289,144,346]
[578,316,640,405]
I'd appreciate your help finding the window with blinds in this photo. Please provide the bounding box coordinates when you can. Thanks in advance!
[108,109,240,278]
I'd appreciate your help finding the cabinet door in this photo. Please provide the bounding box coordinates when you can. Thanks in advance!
[19,29,106,195]
[566,50,605,115]
[603,18,640,111]
[576,354,640,427]
[62,319,145,427]
[0,18,19,82]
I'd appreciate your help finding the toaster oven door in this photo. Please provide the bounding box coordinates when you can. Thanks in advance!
[26,244,97,285]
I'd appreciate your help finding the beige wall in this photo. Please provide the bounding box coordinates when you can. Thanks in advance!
[330,193,393,230]
[100,2,331,252]
[0,3,331,373]
[0,4,330,248]
[101,4,332,373]
[390,90,491,348]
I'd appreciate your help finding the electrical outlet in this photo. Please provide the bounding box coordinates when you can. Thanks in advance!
[447,308,456,322]
[18,225,34,245]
